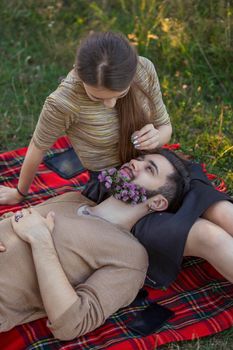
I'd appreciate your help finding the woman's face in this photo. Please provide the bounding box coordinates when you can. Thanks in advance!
[83,83,130,108]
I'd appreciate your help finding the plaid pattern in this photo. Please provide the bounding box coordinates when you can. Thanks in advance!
[0,137,233,350]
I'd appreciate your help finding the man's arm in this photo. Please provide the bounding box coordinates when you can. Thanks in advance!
[30,232,79,323]
[11,209,78,323]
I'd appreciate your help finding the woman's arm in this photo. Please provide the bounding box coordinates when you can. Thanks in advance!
[18,139,46,194]
[157,122,172,146]
[0,92,69,206]
[0,140,46,205]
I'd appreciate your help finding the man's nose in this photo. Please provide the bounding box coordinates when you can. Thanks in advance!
[129,159,143,172]
[103,98,117,108]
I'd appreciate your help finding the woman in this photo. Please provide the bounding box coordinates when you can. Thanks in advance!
[0,31,172,204]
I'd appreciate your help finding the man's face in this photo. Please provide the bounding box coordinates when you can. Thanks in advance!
[120,154,174,192]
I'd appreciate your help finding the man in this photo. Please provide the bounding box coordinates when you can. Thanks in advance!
[83,150,233,288]
[0,149,188,340]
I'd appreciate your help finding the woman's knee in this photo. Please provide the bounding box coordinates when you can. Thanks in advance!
[184,218,225,258]
[202,200,233,231]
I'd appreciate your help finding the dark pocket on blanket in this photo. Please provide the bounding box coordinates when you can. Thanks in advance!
[127,302,174,336]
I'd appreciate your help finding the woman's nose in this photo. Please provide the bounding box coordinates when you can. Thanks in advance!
[103,98,117,108]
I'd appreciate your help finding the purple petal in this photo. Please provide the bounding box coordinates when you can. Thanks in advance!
[105,182,111,189]
[108,168,117,175]
[121,190,128,196]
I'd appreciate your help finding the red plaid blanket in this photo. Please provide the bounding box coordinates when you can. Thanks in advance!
[0,137,233,350]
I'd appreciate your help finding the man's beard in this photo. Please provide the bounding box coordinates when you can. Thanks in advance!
[98,167,148,205]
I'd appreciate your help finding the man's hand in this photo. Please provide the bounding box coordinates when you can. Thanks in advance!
[11,208,55,244]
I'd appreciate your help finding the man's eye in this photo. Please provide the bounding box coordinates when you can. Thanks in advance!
[147,166,153,174]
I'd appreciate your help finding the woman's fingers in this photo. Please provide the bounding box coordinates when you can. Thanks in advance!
[134,123,154,137]
[132,124,160,150]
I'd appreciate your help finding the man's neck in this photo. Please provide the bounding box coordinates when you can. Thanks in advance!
[88,196,148,231]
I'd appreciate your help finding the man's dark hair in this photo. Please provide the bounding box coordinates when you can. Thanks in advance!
[144,148,190,212]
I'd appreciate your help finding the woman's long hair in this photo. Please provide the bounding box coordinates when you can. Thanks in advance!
[75,31,155,164]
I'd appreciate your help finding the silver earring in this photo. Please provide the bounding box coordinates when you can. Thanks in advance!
[147,204,153,213]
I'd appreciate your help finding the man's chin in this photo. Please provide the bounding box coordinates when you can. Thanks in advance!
[119,168,132,181]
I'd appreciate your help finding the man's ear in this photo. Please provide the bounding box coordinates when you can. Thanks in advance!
[148,194,168,212]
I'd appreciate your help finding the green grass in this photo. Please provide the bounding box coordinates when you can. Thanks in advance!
[0,1,233,347]
[0,0,232,194]
[160,328,233,349]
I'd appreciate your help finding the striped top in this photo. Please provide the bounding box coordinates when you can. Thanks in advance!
[33,56,170,171]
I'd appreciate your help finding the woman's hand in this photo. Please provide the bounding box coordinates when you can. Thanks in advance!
[11,208,55,244]
[131,123,160,150]
[0,186,25,205]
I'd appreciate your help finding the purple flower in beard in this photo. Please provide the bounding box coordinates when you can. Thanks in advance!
[141,195,147,202]
[119,170,130,181]
[129,190,136,198]
[128,183,136,190]
[114,193,121,200]
[105,176,112,184]
[105,181,111,189]
[121,190,128,197]
[140,188,146,195]
[108,168,117,176]
[114,176,120,183]
[98,167,148,205]
[98,173,105,182]
[123,182,130,189]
